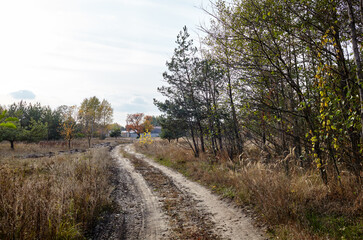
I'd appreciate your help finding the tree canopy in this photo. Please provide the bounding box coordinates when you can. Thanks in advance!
[155,0,363,183]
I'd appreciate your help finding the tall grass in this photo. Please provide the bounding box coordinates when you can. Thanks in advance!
[135,140,363,240]
[0,147,114,239]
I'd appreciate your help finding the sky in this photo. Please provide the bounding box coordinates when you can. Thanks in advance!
[0,0,210,125]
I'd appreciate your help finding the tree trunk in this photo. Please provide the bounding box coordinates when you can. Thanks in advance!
[190,125,199,157]
[10,140,14,150]
[198,122,205,153]
[226,69,243,154]
[346,0,363,181]
[346,0,363,143]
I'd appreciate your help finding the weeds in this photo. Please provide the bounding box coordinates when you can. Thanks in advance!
[135,140,363,240]
[0,145,115,239]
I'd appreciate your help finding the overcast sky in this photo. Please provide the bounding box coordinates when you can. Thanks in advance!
[0,0,209,125]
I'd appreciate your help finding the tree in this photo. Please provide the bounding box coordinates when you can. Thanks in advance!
[126,113,145,138]
[78,97,101,147]
[200,0,363,182]
[110,128,121,138]
[155,26,206,157]
[43,106,62,140]
[150,116,161,126]
[6,101,62,140]
[98,99,113,139]
[142,115,154,133]
[159,116,186,142]
[0,122,23,149]
[0,110,19,149]
[24,119,48,143]
[59,105,77,149]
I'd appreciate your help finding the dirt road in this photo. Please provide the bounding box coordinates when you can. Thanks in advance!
[95,144,266,240]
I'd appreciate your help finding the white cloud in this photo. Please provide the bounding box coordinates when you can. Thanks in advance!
[10,90,36,100]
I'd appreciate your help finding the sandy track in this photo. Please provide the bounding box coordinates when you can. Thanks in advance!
[111,146,169,240]
[125,144,266,240]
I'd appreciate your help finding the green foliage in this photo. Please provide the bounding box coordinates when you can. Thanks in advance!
[159,116,186,142]
[0,122,16,129]
[78,97,113,146]
[5,101,62,140]
[0,111,18,130]
[24,119,48,142]
[0,122,23,147]
[306,212,363,239]
[110,128,121,138]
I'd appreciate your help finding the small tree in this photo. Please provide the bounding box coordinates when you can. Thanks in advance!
[78,97,100,147]
[110,128,121,138]
[98,99,113,139]
[126,113,145,138]
[0,110,20,149]
[159,116,186,143]
[60,106,77,149]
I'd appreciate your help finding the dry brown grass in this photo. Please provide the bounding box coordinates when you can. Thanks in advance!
[135,140,363,240]
[0,144,115,239]
[0,138,114,157]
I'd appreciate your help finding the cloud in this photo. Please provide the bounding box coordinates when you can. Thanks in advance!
[130,97,148,105]
[10,90,36,100]
[114,96,162,115]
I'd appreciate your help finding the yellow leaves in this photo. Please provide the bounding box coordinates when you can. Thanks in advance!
[139,130,153,145]
[315,157,322,169]
[333,138,339,150]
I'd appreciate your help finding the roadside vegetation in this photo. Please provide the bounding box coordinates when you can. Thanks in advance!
[0,141,116,239]
[136,140,362,239]
[152,1,363,239]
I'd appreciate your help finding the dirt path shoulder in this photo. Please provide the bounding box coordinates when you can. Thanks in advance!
[124,144,266,240]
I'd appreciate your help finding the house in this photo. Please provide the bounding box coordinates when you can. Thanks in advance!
[121,130,138,138]
[121,126,161,138]
[150,126,161,137]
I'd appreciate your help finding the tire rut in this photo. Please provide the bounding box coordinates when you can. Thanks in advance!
[123,147,220,239]
[112,146,169,240]
[124,144,267,240]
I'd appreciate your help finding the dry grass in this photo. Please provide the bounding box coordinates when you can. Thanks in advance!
[0,138,117,158]
[135,140,363,240]
[0,144,115,239]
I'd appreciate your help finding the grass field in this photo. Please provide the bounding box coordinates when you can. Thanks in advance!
[0,139,121,239]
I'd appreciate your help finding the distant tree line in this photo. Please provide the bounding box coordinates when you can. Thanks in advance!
[155,0,363,183]
[0,96,115,149]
